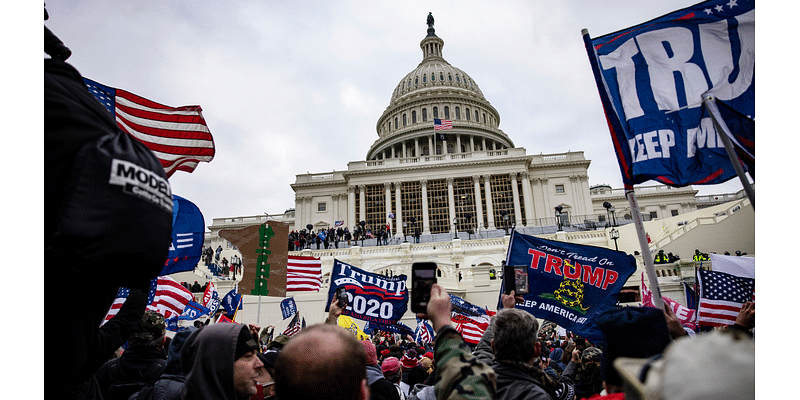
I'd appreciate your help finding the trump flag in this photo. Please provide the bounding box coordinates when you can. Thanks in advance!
[326,259,408,326]
[583,0,754,187]
[504,230,637,343]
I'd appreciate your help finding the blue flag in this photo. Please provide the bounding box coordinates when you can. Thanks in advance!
[160,195,205,276]
[504,230,637,343]
[280,297,298,320]
[583,0,754,187]
[326,259,408,326]
[415,318,435,344]
[221,288,243,316]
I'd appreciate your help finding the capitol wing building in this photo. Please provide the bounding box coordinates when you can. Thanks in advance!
[199,15,754,331]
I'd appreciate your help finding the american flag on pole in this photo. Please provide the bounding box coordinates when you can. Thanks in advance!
[147,276,195,319]
[287,255,322,292]
[697,268,754,327]
[434,119,452,131]
[101,287,130,326]
[283,312,304,337]
[83,78,215,178]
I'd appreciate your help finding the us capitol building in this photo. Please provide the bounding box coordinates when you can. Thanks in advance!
[191,14,754,332]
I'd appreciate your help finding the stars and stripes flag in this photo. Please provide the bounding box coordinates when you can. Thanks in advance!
[697,268,754,327]
[101,287,131,326]
[147,275,195,319]
[434,119,453,131]
[83,78,215,178]
[449,294,491,345]
[283,312,305,337]
[415,318,434,344]
[287,255,322,292]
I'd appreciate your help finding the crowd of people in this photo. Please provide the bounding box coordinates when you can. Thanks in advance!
[75,283,755,400]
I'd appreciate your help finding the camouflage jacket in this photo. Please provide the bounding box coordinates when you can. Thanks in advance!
[433,326,497,400]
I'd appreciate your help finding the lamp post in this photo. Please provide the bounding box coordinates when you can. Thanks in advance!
[359,220,366,246]
[465,213,473,240]
[500,210,510,236]
[610,228,620,251]
[555,206,563,232]
[453,217,459,240]
[403,222,408,243]
[603,201,617,227]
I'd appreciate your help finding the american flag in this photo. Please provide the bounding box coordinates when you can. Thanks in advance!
[83,78,215,177]
[698,268,755,327]
[434,119,453,131]
[287,255,322,292]
[449,294,491,345]
[101,287,131,326]
[415,318,434,344]
[147,276,195,319]
[283,312,305,337]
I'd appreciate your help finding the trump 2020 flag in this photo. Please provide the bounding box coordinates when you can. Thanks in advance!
[504,230,636,343]
[221,287,243,316]
[202,281,220,315]
[415,318,434,344]
[160,195,205,276]
[326,259,408,326]
[83,78,215,177]
[583,0,754,187]
[280,297,298,320]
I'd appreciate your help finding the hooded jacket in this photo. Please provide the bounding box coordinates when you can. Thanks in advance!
[180,324,250,400]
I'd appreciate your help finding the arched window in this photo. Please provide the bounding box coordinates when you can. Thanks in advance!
[422,145,429,156]
[412,110,417,123]
[483,113,486,123]
[431,73,435,82]
[415,76,419,85]
[475,110,479,121]
[465,108,470,121]
[447,143,454,153]
[455,107,460,120]
[456,75,461,83]
[444,106,450,119]
[423,74,427,83]
[433,107,438,119]
[422,108,427,122]
[440,72,444,81]
[448,73,453,82]
[403,114,407,127]
[395,117,399,128]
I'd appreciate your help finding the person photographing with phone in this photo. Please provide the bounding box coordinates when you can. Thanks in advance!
[416,284,497,400]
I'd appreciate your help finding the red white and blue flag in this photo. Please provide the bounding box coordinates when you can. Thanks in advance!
[697,268,754,327]
[101,287,131,326]
[287,255,323,292]
[583,0,754,187]
[283,312,305,337]
[434,119,452,131]
[415,318,434,344]
[449,294,492,345]
[147,275,195,319]
[83,78,215,177]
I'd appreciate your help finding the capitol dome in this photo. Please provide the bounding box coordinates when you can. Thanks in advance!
[367,13,513,161]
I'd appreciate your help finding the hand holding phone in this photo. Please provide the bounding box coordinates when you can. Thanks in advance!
[503,265,530,295]
[336,287,348,308]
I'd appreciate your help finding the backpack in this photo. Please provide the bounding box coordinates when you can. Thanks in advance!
[104,358,167,400]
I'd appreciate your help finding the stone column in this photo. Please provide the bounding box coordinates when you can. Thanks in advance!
[402,142,407,159]
[520,171,535,226]
[570,176,581,215]
[540,178,551,216]
[415,138,420,158]
[447,177,456,233]
[384,182,392,232]
[469,135,475,153]
[348,185,356,228]
[394,181,403,238]
[358,184,366,225]
[304,197,313,229]
[333,193,340,224]
[428,136,433,156]
[294,197,303,231]
[483,174,495,230]
[510,173,522,227]
[473,175,484,231]
[421,179,431,235]
[456,134,462,154]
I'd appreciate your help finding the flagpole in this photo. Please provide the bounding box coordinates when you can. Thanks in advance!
[702,95,755,209]
[626,187,664,310]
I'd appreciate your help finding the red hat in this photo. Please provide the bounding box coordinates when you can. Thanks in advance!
[424,351,434,360]
[401,354,417,369]
[381,357,402,374]
[381,349,390,356]
[361,341,378,365]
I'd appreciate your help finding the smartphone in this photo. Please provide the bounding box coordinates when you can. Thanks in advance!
[503,265,530,295]
[335,287,348,308]
[411,262,437,313]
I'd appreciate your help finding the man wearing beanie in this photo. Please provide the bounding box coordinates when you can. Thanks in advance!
[594,306,673,395]
[364,340,401,400]
[180,323,264,400]
[381,357,405,400]
[94,310,168,400]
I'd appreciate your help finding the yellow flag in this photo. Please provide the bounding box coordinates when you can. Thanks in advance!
[337,315,369,340]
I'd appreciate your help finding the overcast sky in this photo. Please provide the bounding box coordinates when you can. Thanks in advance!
[41,0,761,229]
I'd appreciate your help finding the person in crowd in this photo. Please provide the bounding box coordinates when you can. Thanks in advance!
[561,346,603,399]
[191,281,202,293]
[129,326,196,400]
[382,357,406,400]
[692,249,709,261]
[252,350,278,400]
[653,250,669,264]
[180,323,264,400]
[473,291,575,400]
[345,228,353,246]
[94,311,168,400]
[548,346,564,376]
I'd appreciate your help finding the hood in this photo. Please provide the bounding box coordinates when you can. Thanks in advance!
[181,323,248,400]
